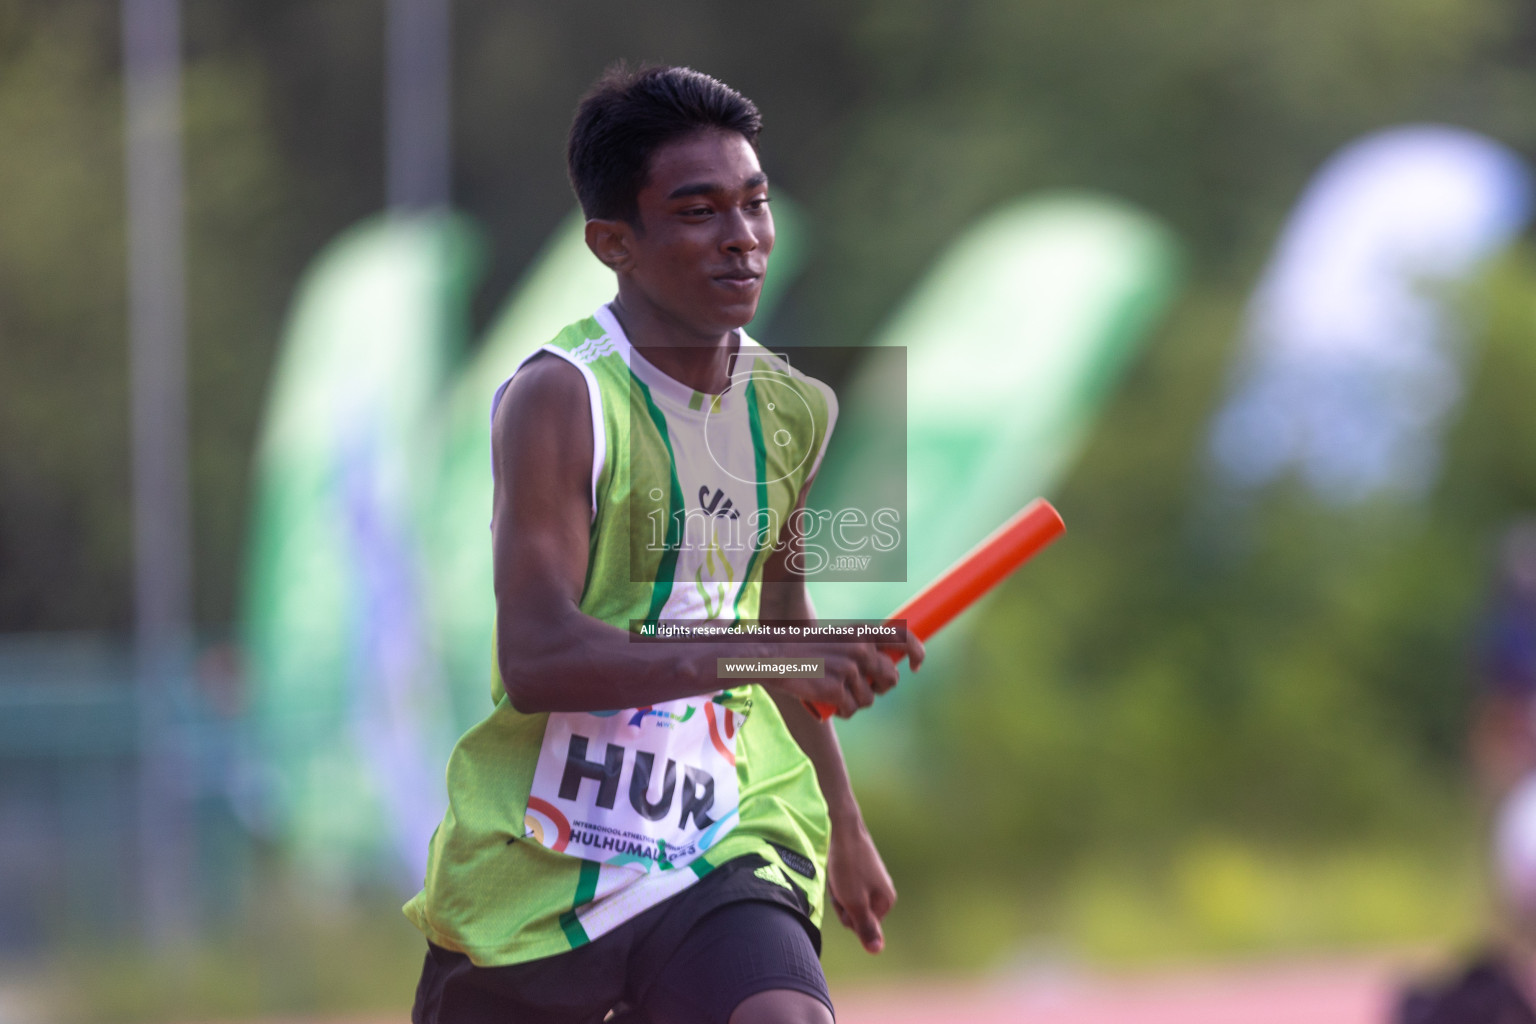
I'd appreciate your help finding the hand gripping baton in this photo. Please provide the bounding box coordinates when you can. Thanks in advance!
[805,498,1066,721]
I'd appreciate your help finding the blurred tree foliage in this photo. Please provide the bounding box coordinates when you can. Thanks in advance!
[4,0,1536,970]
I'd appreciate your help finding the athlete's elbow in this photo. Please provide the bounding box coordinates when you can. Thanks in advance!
[499,662,551,714]
[504,681,544,714]
[496,635,547,714]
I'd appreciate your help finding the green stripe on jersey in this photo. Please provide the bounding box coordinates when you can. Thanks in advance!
[733,377,772,622]
[557,859,602,949]
[632,373,683,625]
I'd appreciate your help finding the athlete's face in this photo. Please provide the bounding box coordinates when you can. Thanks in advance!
[597,129,774,341]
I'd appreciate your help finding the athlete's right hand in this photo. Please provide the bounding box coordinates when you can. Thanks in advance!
[767,641,901,718]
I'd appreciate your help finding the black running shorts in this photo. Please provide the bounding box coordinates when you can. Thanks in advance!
[411,854,832,1024]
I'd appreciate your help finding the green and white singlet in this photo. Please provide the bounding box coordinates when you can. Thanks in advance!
[403,304,839,966]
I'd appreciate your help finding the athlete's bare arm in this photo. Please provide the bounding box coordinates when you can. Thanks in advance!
[759,479,924,955]
[491,353,897,717]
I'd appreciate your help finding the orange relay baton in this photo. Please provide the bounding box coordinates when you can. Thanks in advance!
[805,498,1066,721]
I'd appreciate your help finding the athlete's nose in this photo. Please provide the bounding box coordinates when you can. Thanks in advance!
[723,215,756,254]
[721,207,768,255]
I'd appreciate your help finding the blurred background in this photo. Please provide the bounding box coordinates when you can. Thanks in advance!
[5,0,1536,1021]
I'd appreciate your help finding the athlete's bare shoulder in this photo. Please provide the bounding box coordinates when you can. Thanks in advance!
[494,351,588,439]
[491,350,594,526]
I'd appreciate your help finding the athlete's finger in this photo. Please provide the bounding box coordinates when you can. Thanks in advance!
[831,896,852,931]
[845,665,876,710]
[870,881,896,919]
[826,681,859,719]
[847,895,885,953]
[851,642,897,694]
[905,632,925,672]
[824,659,863,718]
[865,648,899,695]
[837,685,861,718]
[804,673,846,711]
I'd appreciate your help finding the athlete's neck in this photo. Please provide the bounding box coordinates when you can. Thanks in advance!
[609,296,740,395]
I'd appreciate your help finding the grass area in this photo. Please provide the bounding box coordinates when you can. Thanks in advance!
[37,877,424,1024]
[16,839,1489,1022]
[821,838,1488,982]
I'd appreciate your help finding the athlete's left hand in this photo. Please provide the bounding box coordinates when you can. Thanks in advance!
[827,816,896,954]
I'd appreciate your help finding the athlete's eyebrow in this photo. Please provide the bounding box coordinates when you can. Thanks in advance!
[666,173,769,201]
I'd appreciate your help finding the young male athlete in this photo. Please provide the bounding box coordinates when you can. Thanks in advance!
[405,65,922,1024]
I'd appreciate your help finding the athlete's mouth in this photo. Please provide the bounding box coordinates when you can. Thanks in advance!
[712,266,763,288]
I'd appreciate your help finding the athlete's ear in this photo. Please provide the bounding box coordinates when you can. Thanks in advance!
[585,219,635,274]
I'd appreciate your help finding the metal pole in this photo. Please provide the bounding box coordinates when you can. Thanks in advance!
[386,0,452,210]
[122,0,192,945]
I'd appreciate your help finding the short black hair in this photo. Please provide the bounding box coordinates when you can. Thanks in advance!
[567,65,762,224]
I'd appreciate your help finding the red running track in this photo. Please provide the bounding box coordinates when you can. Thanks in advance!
[832,955,1404,1024]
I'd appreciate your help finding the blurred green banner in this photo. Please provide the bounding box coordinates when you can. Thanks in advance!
[809,192,1183,729]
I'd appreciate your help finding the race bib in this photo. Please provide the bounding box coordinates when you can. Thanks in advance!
[523,692,749,870]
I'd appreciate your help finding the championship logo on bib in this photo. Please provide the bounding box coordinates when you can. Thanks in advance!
[525,695,744,870]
